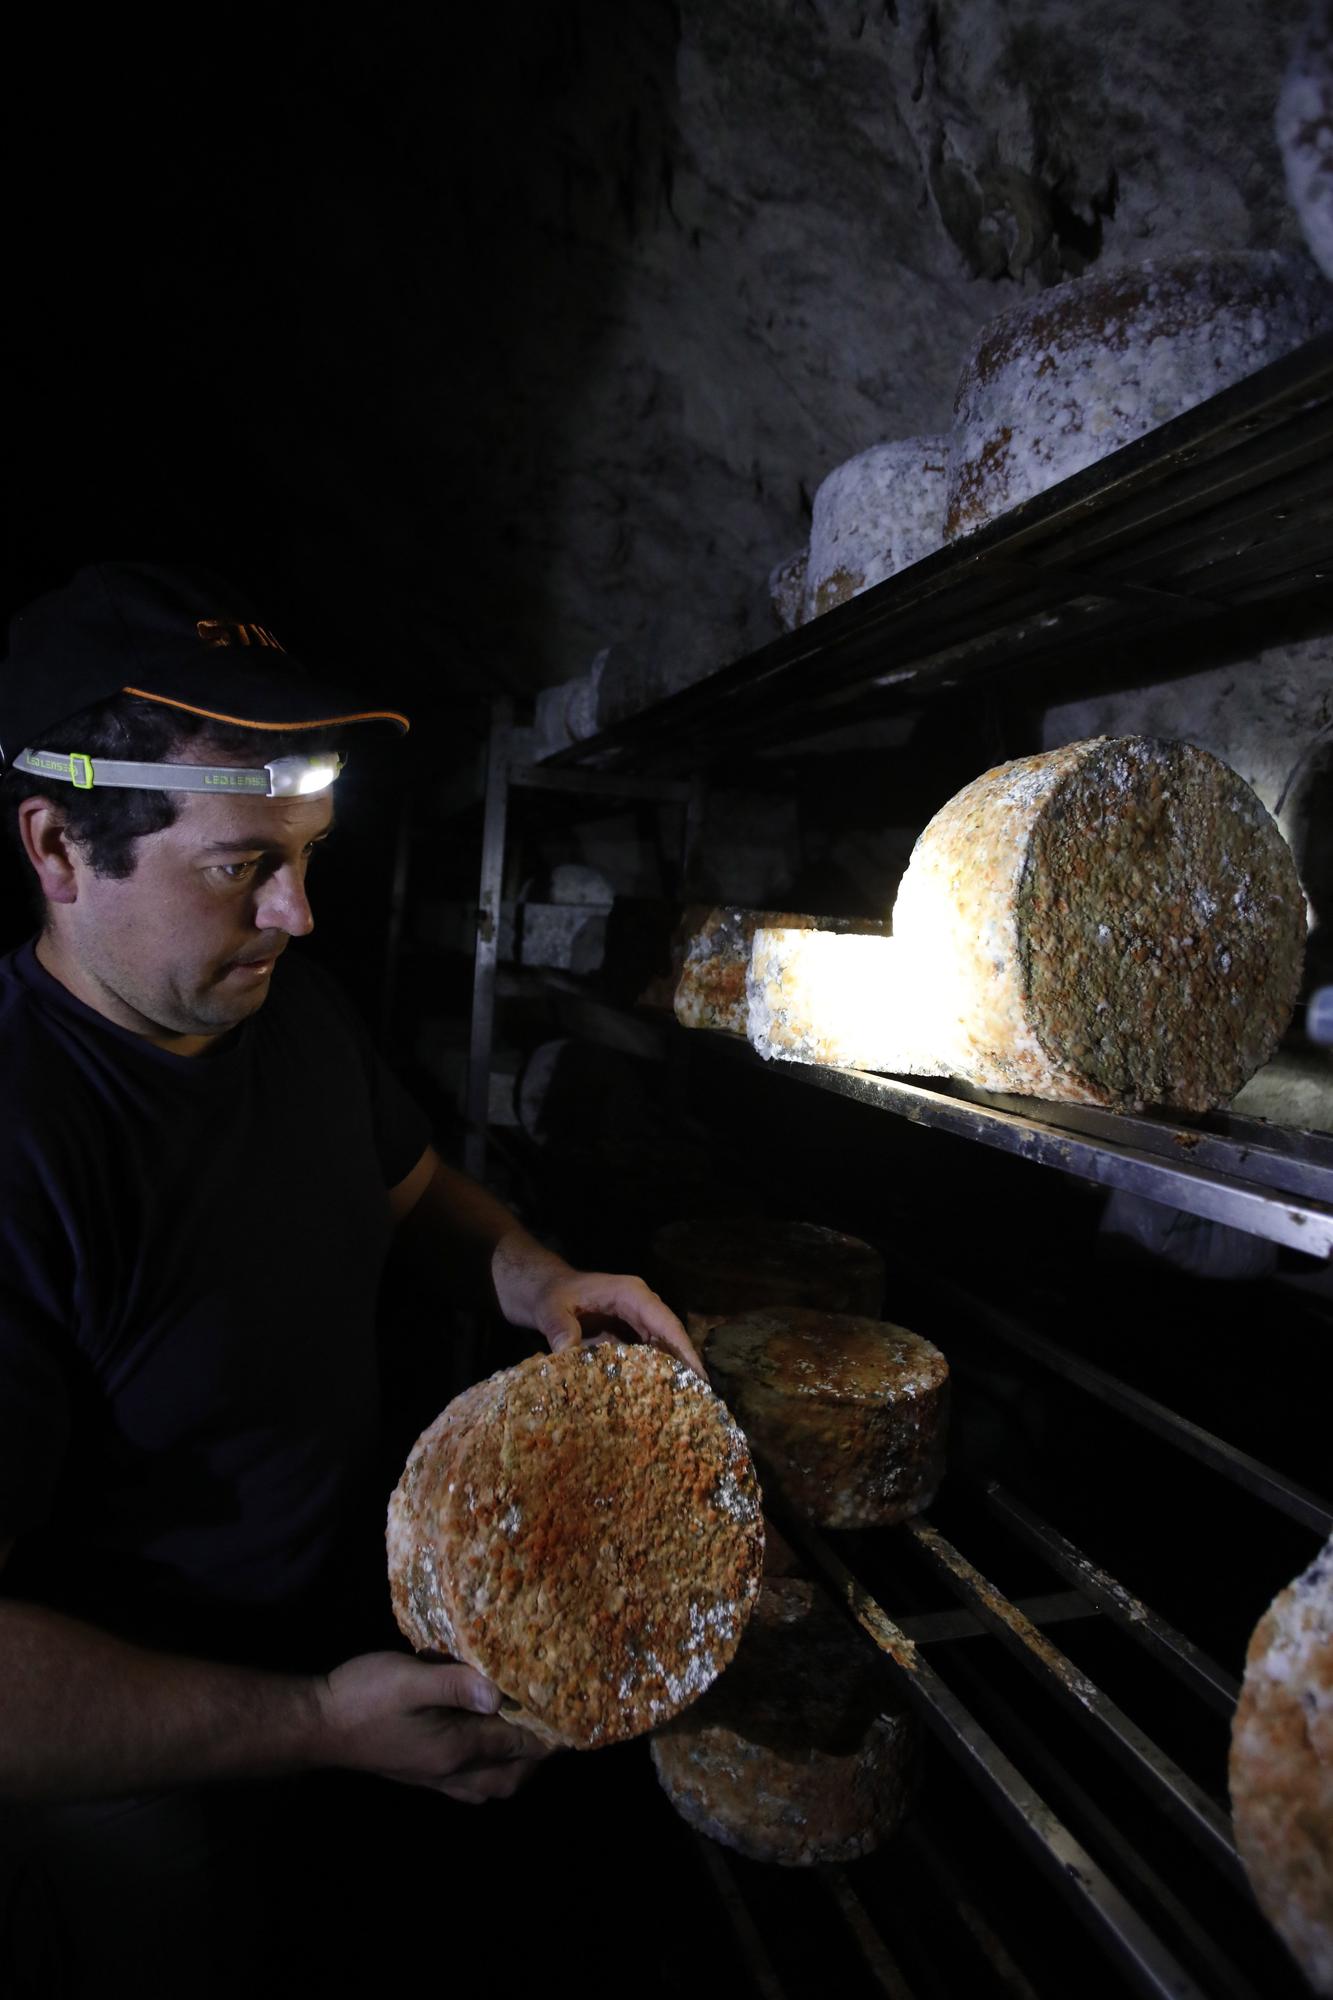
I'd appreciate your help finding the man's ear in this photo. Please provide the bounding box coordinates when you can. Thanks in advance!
[17,796,81,905]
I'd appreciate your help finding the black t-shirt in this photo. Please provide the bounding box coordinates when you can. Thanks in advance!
[0,939,432,1667]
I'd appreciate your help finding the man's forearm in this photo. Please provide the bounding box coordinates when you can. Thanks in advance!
[0,1598,324,1803]
[388,1147,701,1370]
[391,1152,572,1320]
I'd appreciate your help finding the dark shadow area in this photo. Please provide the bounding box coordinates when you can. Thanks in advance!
[6,5,685,1004]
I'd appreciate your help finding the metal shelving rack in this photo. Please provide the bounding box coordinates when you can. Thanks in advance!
[463,332,1333,1999]
[650,1233,1333,2000]
[697,1031,1333,1261]
[464,707,701,1177]
[463,328,1333,1260]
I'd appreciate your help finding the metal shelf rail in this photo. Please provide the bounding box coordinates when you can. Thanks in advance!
[543,330,1333,774]
[788,1509,1213,2000]
[771,1469,1327,2000]
[706,1261,1329,1994]
[653,1258,1332,1999]
[464,701,701,1178]
[695,1029,1333,1260]
[909,1264,1333,1539]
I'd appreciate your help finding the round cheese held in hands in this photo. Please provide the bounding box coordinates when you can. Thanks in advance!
[651,1577,920,1866]
[704,1308,949,1530]
[386,1342,765,1749]
[1229,1534,1333,1996]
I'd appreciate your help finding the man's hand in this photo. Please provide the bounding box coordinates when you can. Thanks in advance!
[317,1653,553,1802]
[386,1149,705,1376]
[493,1231,704,1376]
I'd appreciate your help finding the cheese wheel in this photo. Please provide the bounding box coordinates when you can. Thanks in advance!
[1278,5,1333,283]
[1229,1535,1333,1995]
[749,736,1306,1113]
[945,252,1333,540]
[674,906,888,1036]
[651,1577,919,1865]
[386,1342,764,1748]
[748,928,917,1073]
[653,1216,884,1322]
[804,436,949,619]
[704,1308,949,1529]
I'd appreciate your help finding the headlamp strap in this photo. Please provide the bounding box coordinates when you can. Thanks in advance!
[11,749,343,798]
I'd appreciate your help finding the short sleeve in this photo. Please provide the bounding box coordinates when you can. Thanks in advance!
[365,1043,434,1191]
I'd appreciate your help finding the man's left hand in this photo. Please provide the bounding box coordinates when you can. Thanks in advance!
[492,1232,704,1377]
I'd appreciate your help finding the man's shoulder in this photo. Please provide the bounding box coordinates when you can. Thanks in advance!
[0,940,62,1066]
[0,942,93,1184]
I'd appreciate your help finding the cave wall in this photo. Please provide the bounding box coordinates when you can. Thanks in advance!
[485,0,1316,702]
[9,1,1320,701]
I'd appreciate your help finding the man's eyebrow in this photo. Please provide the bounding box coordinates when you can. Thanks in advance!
[197,825,336,856]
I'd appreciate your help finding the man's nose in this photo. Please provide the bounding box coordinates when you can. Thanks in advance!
[255,865,315,937]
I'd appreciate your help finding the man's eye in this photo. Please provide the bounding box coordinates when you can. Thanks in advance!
[214,860,259,883]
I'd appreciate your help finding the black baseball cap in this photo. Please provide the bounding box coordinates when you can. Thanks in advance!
[0,561,410,769]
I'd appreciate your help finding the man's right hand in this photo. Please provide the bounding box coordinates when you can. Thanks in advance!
[316,1652,554,1802]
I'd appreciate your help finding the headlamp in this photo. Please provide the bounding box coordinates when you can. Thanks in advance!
[11,748,345,798]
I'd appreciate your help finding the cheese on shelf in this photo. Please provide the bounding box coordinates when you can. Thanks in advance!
[651,1576,920,1866]
[748,736,1306,1113]
[946,251,1332,541]
[704,1307,949,1530]
[805,435,949,619]
[1229,1534,1333,1995]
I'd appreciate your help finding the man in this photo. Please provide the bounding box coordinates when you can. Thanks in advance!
[0,563,699,1992]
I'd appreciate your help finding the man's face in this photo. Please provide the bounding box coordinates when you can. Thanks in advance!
[43,773,335,1052]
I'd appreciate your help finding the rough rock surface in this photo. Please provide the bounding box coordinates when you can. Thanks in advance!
[1278,1,1333,279]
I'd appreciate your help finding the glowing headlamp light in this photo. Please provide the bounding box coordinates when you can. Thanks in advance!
[11,748,345,798]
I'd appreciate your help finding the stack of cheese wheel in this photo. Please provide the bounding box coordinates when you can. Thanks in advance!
[705,1308,949,1529]
[1229,1534,1333,1995]
[748,736,1306,1113]
[945,251,1332,540]
[652,1215,891,1567]
[804,436,949,619]
[387,1342,764,1748]
[652,1214,885,1324]
[673,906,888,1037]
[651,1577,919,1865]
